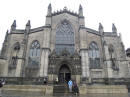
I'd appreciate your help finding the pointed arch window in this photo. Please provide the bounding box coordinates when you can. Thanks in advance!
[28,40,40,67]
[89,42,100,68]
[55,20,74,54]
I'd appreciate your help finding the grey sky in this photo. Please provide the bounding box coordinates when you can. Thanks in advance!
[0,0,129,49]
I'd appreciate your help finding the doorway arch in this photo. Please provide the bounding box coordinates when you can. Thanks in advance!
[58,65,71,83]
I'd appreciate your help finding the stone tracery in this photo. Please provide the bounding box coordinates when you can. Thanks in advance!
[55,20,74,54]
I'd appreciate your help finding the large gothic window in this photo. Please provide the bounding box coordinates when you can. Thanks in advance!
[89,42,100,68]
[55,20,74,54]
[28,40,40,67]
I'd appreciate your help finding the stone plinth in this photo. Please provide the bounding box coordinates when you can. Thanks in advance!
[1,85,53,96]
[1,84,128,96]
[79,85,128,95]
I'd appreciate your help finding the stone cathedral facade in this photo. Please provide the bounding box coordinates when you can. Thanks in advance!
[0,4,129,84]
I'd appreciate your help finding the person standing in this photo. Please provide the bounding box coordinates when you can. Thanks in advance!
[0,79,5,88]
[68,79,73,92]
[73,81,79,95]
[56,77,58,84]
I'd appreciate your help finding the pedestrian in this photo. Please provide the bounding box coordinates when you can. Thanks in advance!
[73,81,79,95]
[0,80,2,88]
[0,79,5,88]
[68,79,73,92]
[55,77,58,84]
[43,78,47,85]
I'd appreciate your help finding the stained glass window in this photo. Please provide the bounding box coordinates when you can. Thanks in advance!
[55,20,74,54]
[89,42,100,68]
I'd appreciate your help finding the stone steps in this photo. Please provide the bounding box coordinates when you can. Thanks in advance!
[53,84,69,95]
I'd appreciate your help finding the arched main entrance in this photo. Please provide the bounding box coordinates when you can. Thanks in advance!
[58,65,71,83]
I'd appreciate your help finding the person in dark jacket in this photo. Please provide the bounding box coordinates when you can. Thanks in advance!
[73,81,79,95]
[43,78,47,85]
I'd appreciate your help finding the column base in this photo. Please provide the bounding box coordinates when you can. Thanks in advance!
[81,77,92,84]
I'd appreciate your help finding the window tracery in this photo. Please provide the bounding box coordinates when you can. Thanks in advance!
[55,20,74,54]
[28,40,40,66]
[89,42,100,68]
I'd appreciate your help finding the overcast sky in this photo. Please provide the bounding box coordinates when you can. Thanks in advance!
[0,0,130,50]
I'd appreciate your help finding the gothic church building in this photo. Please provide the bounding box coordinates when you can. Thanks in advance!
[0,4,129,83]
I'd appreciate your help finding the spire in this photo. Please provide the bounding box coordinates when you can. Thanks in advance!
[25,20,31,33]
[99,23,104,34]
[11,20,16,31]
[4,30,9,42]
[79,4,83,17]
[63,6,67,11]
[26,20,31,27]
[47,3,52,16]
[112,23,117,33]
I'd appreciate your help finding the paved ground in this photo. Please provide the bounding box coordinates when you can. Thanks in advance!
[0,94,129,97]
[0,88,1,97]
[0,88,129,97]
[128,93,130,97]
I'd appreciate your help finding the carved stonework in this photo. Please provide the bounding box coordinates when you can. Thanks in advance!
[60,48,70,57]
[49,49,57,58]
[48,50,81,75]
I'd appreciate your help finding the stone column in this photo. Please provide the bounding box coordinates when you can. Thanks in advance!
[43,49,50,77]
[85,50,90,78]
[15,59,22,77]
[104,45,113,78]
[80,50,86,78]
[80,49,90,80]
[15,45,24,77]
[39,50,45,77]
[39,48,50,77]
[40,26,51,77]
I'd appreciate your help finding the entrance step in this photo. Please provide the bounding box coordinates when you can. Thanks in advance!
[53,84,69,96]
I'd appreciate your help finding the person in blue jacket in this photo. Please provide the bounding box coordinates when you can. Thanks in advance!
[68,79,73,92]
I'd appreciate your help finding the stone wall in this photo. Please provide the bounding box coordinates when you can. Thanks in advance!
[0,59,8,77]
